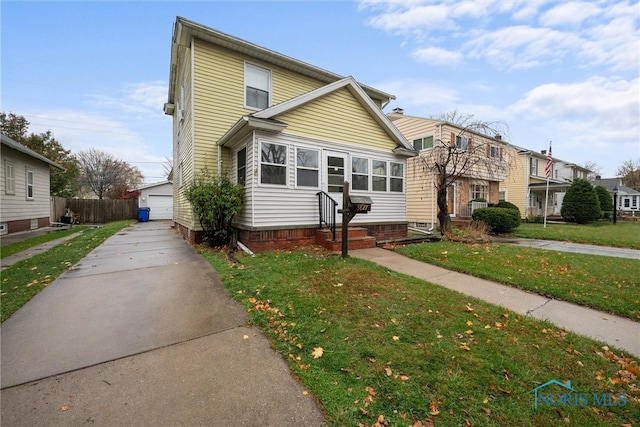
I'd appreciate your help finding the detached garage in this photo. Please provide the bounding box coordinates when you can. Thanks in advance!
[138,181,173,220]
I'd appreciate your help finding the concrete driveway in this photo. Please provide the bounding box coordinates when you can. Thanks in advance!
[1,221,323,426]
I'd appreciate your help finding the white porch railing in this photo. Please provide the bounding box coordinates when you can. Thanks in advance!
[458,201,488,217]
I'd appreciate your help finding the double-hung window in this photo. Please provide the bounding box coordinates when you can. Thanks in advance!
[4,161,15,195]
[237,147,247,186]
[260,142,287,185]
[489,145,500,159]
[245,63,271,110]
[413,136,433,151]
[530,158,538,176]
[455,135,469,150]
[372,160,387,192]
[296,148,319,188]
[26,169,34,200]
[390,162,404,192]
[470,184,488,200]
[351,157,368,191]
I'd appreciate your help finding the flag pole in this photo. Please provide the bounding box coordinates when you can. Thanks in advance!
[543,141,552,228]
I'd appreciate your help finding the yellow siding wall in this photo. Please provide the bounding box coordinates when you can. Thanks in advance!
[499,145,527,217]
[275,87,396,151]
[173,44,195,229]
[406,156,436,224]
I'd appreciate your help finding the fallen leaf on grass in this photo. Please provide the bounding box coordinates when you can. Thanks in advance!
[392,336,400,341]
[385,367,393,376]
[429,401,440,415]
[311,347,324,359]
[460,343,471,351]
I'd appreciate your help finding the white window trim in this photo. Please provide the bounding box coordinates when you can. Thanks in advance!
[390,162,404,193]
[26,169,34,200]
[412,135,434,151]
[5,161,15,195]
[244,62,272,111]
[372,160,388,192]
[351,157,370,192]
[0,223,7,235]
[295,147,319,189]
[489,145,500,159]
[259,141,288,187]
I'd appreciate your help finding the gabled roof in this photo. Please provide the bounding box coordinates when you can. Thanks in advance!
[1,134,65,170]
[167,17,395,107]
[593,178,640,195]
[218,77,415,154]
[138,180,173,190]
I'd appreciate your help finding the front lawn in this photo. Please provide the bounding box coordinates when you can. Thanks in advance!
[202,248,638,427]
[508,222,640,249]
[1,226,88,259]
[1,220,134,322]
[396,241,640,320]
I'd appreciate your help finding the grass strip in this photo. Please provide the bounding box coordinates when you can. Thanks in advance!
[201,247,639,427]
[1,220,134,322]
[509,222,640,249]
[395,241,640,320]
[1,226,89,259]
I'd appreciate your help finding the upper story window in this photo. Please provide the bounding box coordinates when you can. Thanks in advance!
[455,135,469,150]
[245,63,271,110]
[26,169,34,200]
[237,147,247,186]
[296,148,319,188]
[530,158,538,176]
[413,135,433,151]
[4,161,15,195]
[489,145,500,159]
[260,142,287,185]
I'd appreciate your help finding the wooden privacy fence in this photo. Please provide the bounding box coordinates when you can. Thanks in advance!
[51,197,138,224]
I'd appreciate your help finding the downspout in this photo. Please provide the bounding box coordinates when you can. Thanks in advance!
[218,145,223,179]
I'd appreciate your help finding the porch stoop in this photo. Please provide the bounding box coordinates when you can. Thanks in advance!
[315,227,377,251]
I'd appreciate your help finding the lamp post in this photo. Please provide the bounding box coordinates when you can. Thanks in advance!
[613,186,618,225]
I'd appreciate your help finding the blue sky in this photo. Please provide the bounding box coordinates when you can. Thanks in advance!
[2,0,638,183]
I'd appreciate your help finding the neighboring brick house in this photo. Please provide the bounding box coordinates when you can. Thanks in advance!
[164,17,415,251]
[387,109,509,228]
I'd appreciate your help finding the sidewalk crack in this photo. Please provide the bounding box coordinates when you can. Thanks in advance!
[526,298,553,316]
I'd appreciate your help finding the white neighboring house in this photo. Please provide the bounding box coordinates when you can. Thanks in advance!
[1,134,65,235]
[138,180,173,220]
[593,177,640,215]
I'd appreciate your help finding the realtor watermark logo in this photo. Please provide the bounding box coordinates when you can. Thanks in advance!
[529,379,627,409]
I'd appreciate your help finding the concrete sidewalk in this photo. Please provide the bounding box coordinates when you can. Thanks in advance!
[1,229,86,270]
[1,221,323,426]
[350,247,640,358]
[493,237,640,259]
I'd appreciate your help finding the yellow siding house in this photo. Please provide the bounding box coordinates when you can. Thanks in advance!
[164,17,415,251]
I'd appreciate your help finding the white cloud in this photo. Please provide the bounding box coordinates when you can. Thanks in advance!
[89,80,167,115]
[411,46,463,65]
[365,3,456,35]
[376,78,460,113]
[464,25,582,70]
[539,1,602,27]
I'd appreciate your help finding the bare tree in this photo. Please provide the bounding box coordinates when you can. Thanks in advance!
[616,158,640,191]
[582,160,602,181]
[417,116,510,234]
[77,149,143,199]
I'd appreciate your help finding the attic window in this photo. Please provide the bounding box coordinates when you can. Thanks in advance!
[245,63,271,110]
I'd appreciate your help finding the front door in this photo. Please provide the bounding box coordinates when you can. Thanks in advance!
[323,151,348,214]
[447,184,456,217]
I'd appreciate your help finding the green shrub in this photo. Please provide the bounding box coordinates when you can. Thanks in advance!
[561,179,601,224]
[185,169,244,246]
[595,185,613,212]
[472,207,521,233]
[494,201,521,216]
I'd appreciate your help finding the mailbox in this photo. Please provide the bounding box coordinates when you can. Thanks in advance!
[349,195,372,214]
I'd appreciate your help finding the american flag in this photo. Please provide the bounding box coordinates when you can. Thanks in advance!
[545,142,553,178]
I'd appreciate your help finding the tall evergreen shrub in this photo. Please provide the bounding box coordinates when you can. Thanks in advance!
[560,179,601,224]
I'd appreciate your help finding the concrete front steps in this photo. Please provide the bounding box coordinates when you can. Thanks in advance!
[315,227,376,251]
